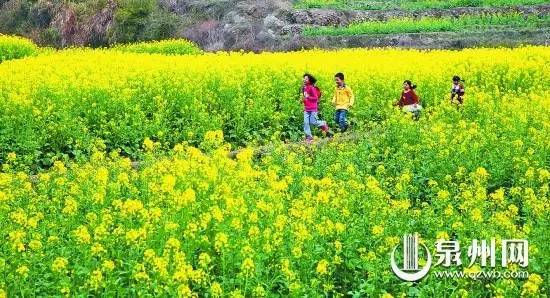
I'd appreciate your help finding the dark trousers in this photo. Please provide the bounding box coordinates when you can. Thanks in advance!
[335,109,349,132]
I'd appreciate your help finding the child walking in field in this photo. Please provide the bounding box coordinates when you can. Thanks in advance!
[332,73,354,132]
[395,80,422,120]
[302,73,331,143]
[450,75,465,104]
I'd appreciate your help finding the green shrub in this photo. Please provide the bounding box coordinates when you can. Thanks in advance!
[303,13,550,37]
[0,34,38,63]
[109,0,156,43]
[112,39,203,55]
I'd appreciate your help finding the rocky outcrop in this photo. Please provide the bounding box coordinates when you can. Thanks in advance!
[74,0,117,46]
[179,0,294,51]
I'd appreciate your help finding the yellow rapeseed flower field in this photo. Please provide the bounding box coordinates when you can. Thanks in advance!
[0,46,548,167]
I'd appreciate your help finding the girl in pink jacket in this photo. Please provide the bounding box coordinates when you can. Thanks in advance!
[302,74,330,142]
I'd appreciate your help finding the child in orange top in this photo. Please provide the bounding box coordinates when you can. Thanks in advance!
[332,73,354,132]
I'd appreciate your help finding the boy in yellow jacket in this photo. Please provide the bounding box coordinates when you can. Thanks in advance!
[332,73,354,132]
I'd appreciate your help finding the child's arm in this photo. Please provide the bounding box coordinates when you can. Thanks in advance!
[394,92,402,106]
[347,87,355,107]
[413,91,420,105]
[305,86,318,102]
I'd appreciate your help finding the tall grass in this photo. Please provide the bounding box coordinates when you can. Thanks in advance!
[303,13,550,36]
[295,0,549,10]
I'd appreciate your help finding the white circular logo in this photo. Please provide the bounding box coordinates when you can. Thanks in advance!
[390,234,432,282]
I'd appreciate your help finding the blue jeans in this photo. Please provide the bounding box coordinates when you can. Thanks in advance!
[335,109,349,132]
[304,111,326,138]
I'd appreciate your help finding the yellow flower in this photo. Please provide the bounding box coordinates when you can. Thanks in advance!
[335,222,346,234]
[210,282,223,298]
[252,285,266,297]
[7,152,16,162]
[165,237,181,251]
[521,273,543,296]
[102,260,115,272]
[214,232,229,253]
[125,228,146,244]
[133,271,150,281]
[240,257,255,276]
[28,239,42,251]
[165,221,180,231]
[16,265,29,277]
[292,246,303,258]
[316,259,329,275]
[0,289,6,298]
[53,161,67,174]
[174,188,196,208]
[444,205,454,216]
[177,284,196,297]
[89,269,103,289]
[474,167,489,182]
[464,264,481,275]
[229,289,244,298]
[436,231,449,240]
[121,199,144,216]
[490,188,505,204]
[144,249,156,261]
[143,137,155,151]
[48,236,60,243]
[437,190,450,200]
[95,167,109,186]
[332,255,342,265]
[62,198,78,215]
[74,226,92,244]
[372,225,384,236]
[161,174,176,193]
[334,240,343,252]
[456,289,468,298]
[52,257,68,273]
[471,208,483,222]
[152,256,169,278]
[323,283,335,293]
[236,148,254,162]
[204,130,224,146]
[198,252,211,268]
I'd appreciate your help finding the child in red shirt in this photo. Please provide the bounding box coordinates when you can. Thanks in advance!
[395,80,422,119]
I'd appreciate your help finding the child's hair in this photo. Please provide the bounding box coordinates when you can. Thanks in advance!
[304,73,317,85]
[335,72,345,80]
[453,75,464,82]
[404,80,417,89]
